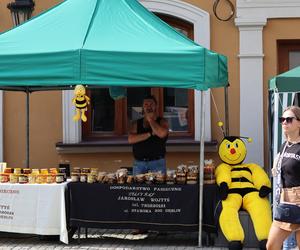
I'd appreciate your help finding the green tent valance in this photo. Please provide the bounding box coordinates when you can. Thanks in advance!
[0,0,228,91]
[269,66,300,92]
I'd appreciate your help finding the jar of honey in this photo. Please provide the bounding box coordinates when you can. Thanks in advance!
[9,174,18,184]
[14,168,22,174]
[19,174,28,184]
[40,169,48,175]
[23,168,31,175]
[36,174,47,184]
[81,168,90,174]
[0,173,9,183]
[56,174,65,184]
[49,168,58,174]
[28,174,36,184]
[87,174,96,184]
[72,167,81,174]
[4,168,13,174]
[46,174,56,184]
[80,173,87,183]
[31,169,40,175]
[90,168,98,176]
[71,173,79,182]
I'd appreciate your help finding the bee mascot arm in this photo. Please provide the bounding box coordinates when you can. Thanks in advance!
[215,163,232,200]
[85,95,90,105]
[246,163,272,197]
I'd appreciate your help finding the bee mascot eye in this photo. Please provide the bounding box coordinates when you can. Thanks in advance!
[72,85,91,123]
[215,136,272,250]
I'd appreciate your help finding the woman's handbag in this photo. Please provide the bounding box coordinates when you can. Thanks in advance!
[274,142,300,224]
[274,202,300,224]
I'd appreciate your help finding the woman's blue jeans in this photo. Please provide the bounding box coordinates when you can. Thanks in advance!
[133,158,166,175]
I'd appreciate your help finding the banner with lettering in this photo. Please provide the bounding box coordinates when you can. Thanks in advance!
[69,183,218,232]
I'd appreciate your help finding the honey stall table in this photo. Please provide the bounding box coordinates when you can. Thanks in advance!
[0,182,69,243]
[68,182,219,243]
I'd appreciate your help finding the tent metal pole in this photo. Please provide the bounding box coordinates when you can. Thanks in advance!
[224,85,229,136]
[198,90,205,247]
[26,88,30,168]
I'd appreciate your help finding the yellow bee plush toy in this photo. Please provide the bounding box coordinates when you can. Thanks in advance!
[72,85,90,122]
[215,136,272,250]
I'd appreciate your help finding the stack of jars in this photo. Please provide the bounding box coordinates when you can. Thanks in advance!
[0,167,67,184]
[71,168,99,183]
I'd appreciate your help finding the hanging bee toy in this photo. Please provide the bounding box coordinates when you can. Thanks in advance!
[72,85,90,122]
[215,122,272,250]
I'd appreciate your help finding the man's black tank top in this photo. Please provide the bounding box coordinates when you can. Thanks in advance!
[132,117,167,160]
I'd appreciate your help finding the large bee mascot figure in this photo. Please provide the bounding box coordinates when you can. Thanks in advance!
[215,136,272,250]
[72,85,90,122]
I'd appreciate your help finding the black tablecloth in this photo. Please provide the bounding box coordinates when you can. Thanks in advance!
[68,182,219,232]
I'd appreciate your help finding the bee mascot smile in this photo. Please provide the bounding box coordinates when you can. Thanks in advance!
[72,85,90,122]
[215,136,272,250]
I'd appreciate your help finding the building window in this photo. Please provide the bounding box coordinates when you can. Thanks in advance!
[82,14,195,140]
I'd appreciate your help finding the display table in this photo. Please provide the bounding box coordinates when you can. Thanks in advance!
[68,182,219,233]
[0,182,68,244]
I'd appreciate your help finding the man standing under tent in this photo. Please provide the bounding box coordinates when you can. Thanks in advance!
[128,95,169,176]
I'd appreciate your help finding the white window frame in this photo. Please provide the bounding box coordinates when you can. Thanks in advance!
[62,0,211,143]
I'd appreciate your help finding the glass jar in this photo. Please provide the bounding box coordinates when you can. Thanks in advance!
[87,174,96,184]
[28,174,36,184]
[36,174,47,184]
[80,173,87,183]
[46,174,56,184]
[90,168,98,176]
[4,168,13,174]
[0,173,9,183]
[19,174,28,184]
[49,168,58,175]
[40,169,48,175]
[71,173,80,182]
[14,168,22,175]
[23,168,31,175]
[31,169,40,175]
[9,174,18,184]
[72,167,81,174]
[81,168,90,174]
[56,174,65,184]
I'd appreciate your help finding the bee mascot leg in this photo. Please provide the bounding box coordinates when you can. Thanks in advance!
[73,108,81,121]
[219,193,244,250]
[80,108,87,122]
[243,192,271,250]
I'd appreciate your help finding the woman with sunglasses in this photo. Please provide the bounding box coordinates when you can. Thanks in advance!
[267,106,300,250]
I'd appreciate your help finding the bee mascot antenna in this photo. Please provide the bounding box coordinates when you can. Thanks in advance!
[72,85,90,122]
[215,124,272,250]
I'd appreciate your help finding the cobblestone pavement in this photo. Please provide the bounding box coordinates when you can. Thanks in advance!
[0,230,258,250]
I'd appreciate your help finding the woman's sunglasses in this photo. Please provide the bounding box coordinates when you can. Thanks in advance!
[279,117,298,124]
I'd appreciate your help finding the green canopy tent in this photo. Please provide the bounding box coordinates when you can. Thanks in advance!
[0,0,227,90]
[268,66,300,214]
[0,0,228,246]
